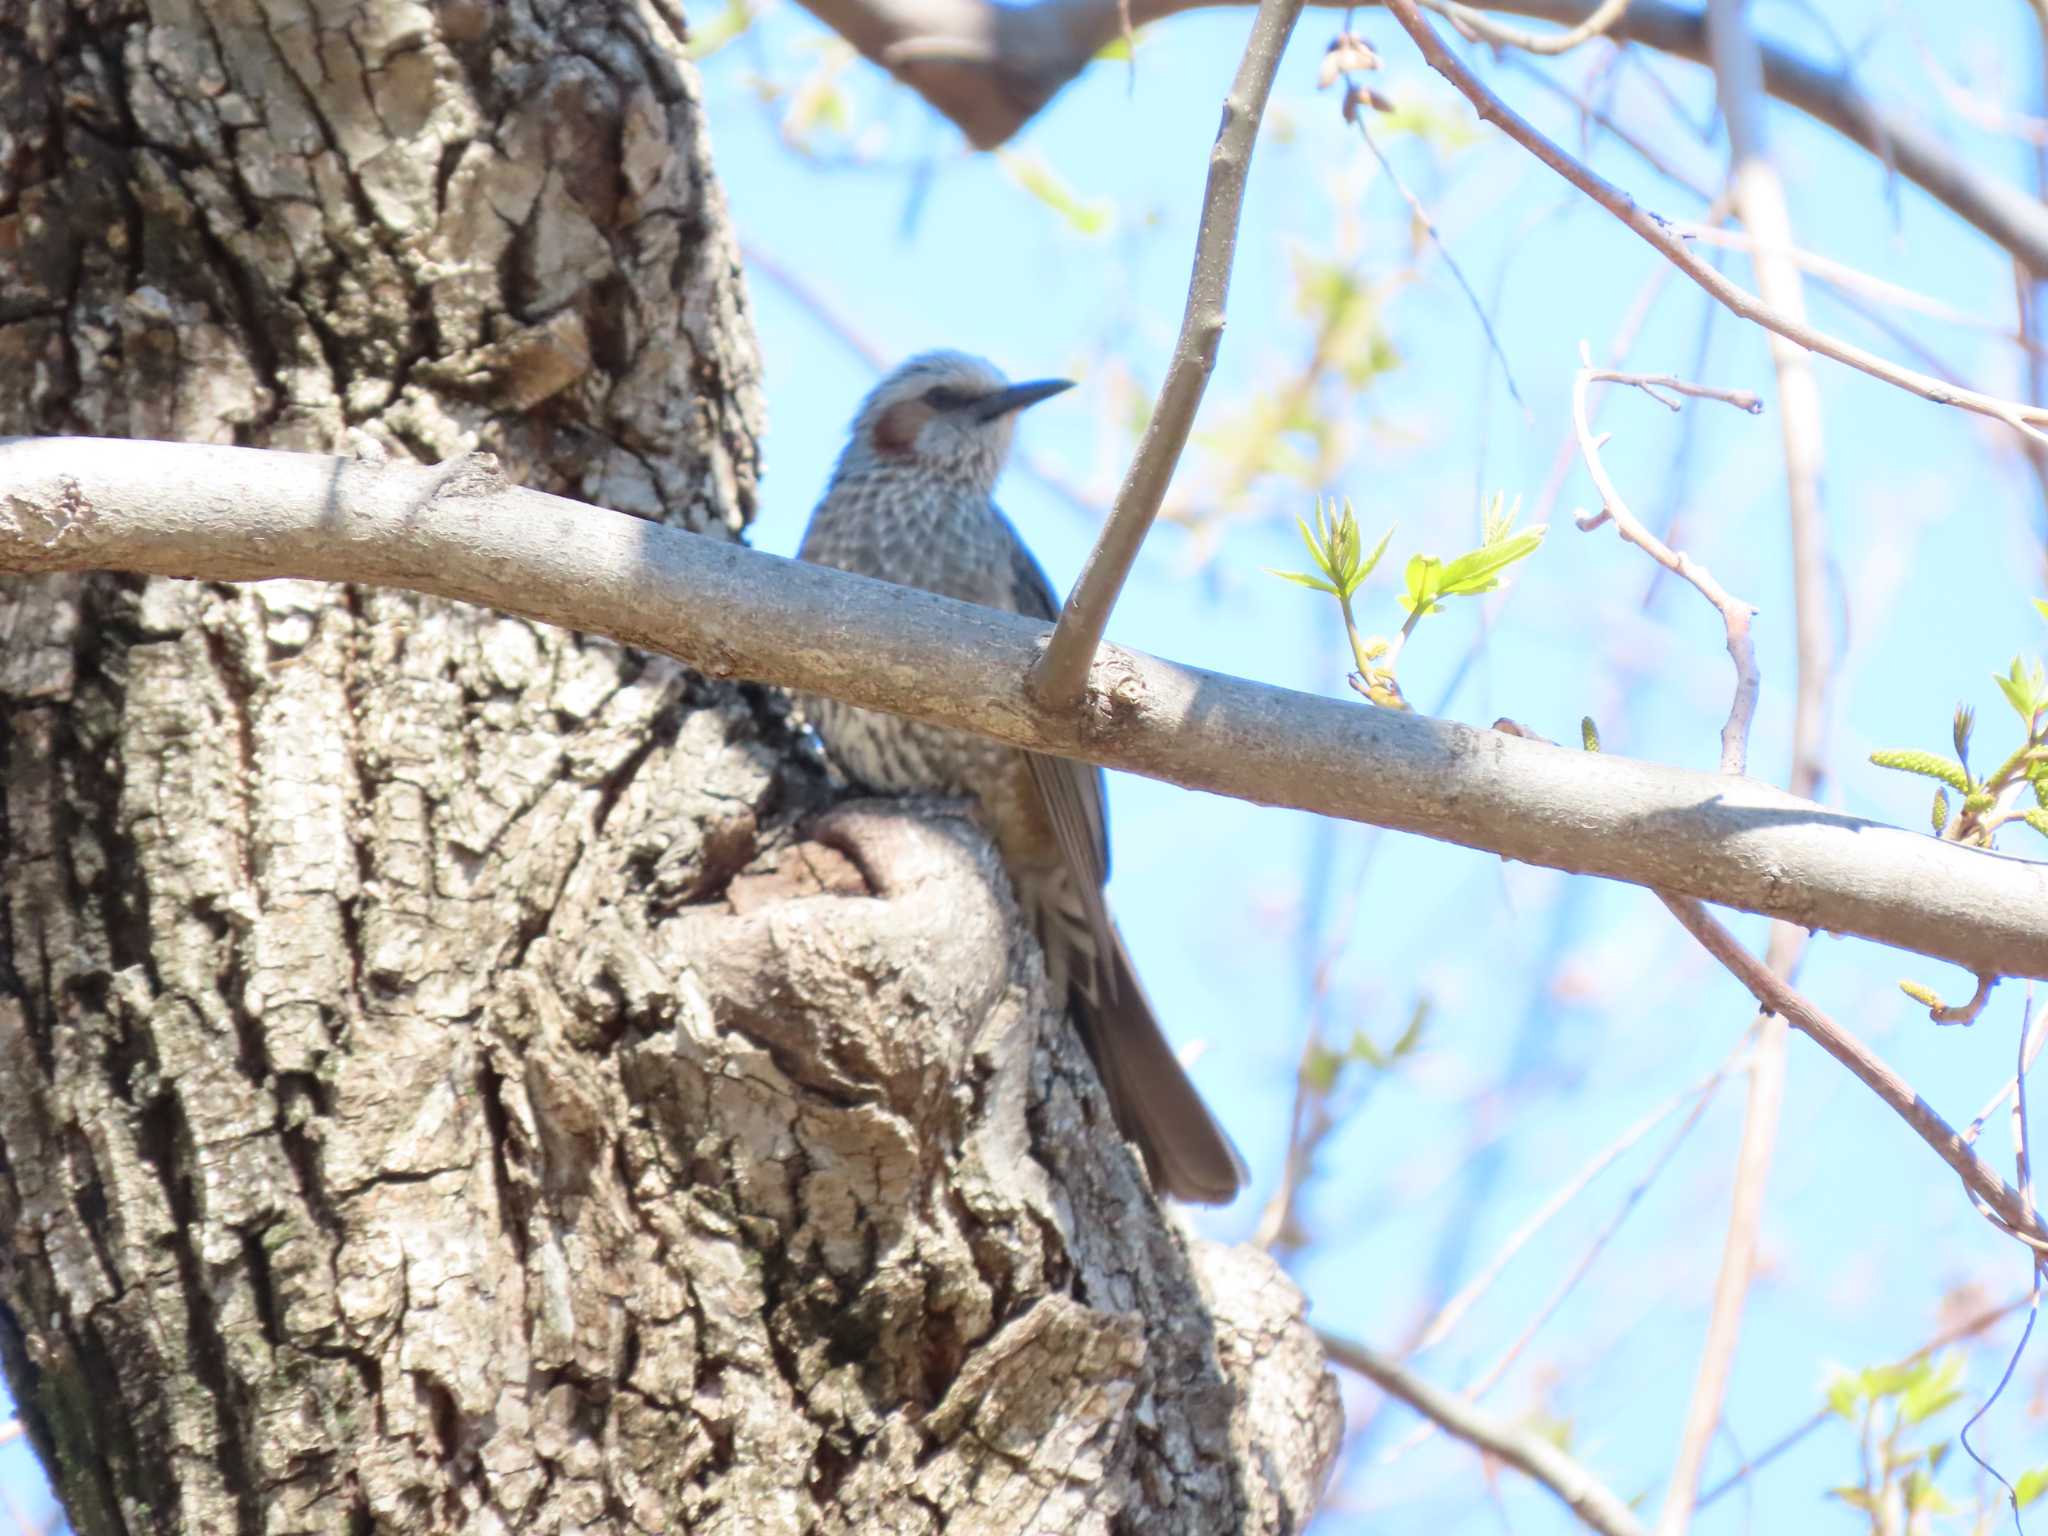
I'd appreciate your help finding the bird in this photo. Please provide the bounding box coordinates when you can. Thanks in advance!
[796,350,1246,1204]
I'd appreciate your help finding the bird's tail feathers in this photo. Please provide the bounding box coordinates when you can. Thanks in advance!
[1079,926,1248,1206]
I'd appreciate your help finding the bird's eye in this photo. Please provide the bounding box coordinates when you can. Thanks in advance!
[922,385,971,411]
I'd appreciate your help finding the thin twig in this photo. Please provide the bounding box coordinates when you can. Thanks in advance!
[1960,990,2045,1519]
[1504,53,1718,201]
[1418,0,1633,54]
[1252,1014,1349,1251]
[1658,14,1831,1526]
[1570,346,1764,774]
[1319,1331,1650,1536]
[1965,998,2048,1142]
[1379,0,2048,444]
[1657,893,2048,1253]
[1918,39,2048,148]
[1411,1039,1750,1354]
[1676,222,2048,350]
[1589,368,1761,413]
[1472,1063,1726,1392]
[1031,0,1305,708]
[1380,1050,1735,1471]
[1346,99,1528,411]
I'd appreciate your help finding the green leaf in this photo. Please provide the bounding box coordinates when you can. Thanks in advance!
[1266,567,1340,596]
[2024,808,2048,840]
[1436,527,1548,598]
[1389,999,1429,1059]
[2015,1465,2048,1508]
[997,150,1113,237]
[1873,1361,1930,1397]
[1828,1487,1877,1512]
[1902,1468,1955,1515]
[1295,511,1336,579]
[1289,255,1402,389]
[1369,92,1481,150]
[1348,1028,1387,1071]
[685,0,753,58]
[1824,1370,1861,1420]
[1355,523,1396,591]
[1400,553,1445,616]
[1898,1354,1963,1425]
[1285,501,1392,602]
[1953,704,1975,768]
[1997,656,2041,723]
[1869,749,1972,793]
[2035,597,2048,624]
[1302,1042,1342,1095]
[1093,28,1145,60]
[1480,490,1520,546]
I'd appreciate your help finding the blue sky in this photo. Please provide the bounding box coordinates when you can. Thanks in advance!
[7,2,2048,1531]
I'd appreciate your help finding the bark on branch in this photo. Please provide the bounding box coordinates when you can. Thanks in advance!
[4,435,2046,982]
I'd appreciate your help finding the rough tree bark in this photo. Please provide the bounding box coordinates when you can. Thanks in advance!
[0,2,1338,1533]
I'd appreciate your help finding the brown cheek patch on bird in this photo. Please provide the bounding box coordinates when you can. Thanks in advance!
[871,398,937,458]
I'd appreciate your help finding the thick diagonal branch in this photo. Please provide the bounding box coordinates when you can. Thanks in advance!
[4,437,2048,984]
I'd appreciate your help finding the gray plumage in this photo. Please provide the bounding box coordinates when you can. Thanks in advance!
[797,351,1246,1204]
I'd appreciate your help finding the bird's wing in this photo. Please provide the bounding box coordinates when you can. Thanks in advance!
[1003,514,1119,975]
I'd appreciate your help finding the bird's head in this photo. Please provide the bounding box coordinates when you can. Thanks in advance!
[847,351,1073,490]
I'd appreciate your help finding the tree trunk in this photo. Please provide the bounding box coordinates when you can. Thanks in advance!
[0,2,1338,1532]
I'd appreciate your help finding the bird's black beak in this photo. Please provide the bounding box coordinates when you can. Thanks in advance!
[972,378,1075,422]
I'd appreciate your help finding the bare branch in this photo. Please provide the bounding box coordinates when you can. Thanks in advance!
[1657,893,2048,1253]
[1410,1042,1748,1355]
[1658,988,1784,1536]
[1589,368,1760,413]
[1658,9,1830,1525]
[1570,349,1763,774]
[6,437,2048,983]
[1965,996,2048,1135]
[1031,0,1304,709]
[1678,223,2045,350]
[1380,1047,1733,1469]
[1421,0,1635,55]
[1320,1331,1650,1536]
[1343,93,1528,411]
[1381,0,2048,444]
[784,0,2048,274]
